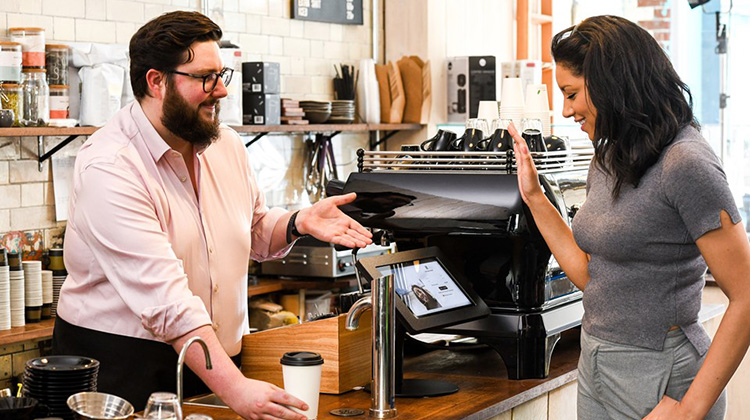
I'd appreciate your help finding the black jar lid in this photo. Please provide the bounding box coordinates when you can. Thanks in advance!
[7,252,22,271]
[280,352,324,367]
[0,249,7,267]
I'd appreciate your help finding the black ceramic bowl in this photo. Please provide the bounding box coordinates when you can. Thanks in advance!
[0,396,39,420]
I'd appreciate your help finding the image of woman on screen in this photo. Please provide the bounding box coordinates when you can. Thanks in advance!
[412,285,441,310]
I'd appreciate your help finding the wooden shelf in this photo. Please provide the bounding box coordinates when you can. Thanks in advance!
[248,277,357,297]
[0,123,422,138]
[0,317,54,346]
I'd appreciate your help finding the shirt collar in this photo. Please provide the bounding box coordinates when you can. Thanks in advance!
[130,100,171,162]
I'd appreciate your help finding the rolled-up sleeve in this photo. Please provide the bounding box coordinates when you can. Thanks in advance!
[71,162,212,342]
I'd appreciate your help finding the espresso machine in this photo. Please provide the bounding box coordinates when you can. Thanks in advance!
[328,144,593,379]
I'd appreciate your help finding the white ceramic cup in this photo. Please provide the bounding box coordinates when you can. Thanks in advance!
[281,351,324,420]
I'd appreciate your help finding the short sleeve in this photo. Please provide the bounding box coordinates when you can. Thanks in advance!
[661,140,742,241]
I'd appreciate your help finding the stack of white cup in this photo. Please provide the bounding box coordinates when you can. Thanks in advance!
[524,84,552,137]
[23,261,43,321]
[0,264,10,330]
[42,270,53,314]
[499,78,525,129]
[10,264,25,327]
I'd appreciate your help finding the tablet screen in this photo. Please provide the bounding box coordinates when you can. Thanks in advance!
[378,257,472,318]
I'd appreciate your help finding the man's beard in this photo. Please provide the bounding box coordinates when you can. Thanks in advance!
[161,82,221,149]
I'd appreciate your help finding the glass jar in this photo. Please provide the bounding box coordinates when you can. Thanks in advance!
[9,27,46,69]
[0,42,23,83]
[49,85,69,120]
[0,83,23,126]
[21,68,49,126]
[45,44,69,86]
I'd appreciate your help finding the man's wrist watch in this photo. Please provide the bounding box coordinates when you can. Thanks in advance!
[286,210,305,244]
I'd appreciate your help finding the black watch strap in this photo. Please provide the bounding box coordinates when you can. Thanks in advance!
[286,210,304,244]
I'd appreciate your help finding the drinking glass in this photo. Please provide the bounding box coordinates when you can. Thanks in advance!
[521,118,545,153]
[463,118,489,151]
[143,392,182,420]
[488,119,514,152]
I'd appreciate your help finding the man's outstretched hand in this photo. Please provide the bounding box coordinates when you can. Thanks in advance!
[296,193,373,248]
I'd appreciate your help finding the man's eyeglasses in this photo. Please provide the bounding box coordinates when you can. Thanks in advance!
[168,67,234,93]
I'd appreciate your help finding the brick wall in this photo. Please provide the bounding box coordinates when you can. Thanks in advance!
[0,0,376,252]
[637,0,672,52]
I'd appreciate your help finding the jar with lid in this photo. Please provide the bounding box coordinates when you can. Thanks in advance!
[45,44,69,86]
[0,83,24,126]
[0,42,23,83]
[49,85,69,120]
[21,68,49,126]
[9,27,46,69]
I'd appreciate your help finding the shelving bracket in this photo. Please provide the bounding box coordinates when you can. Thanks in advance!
[38,134,81,171]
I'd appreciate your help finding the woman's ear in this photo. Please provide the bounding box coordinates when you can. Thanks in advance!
[145,69,167,100]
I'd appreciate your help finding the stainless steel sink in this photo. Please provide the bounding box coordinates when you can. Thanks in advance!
[183,393,229,408]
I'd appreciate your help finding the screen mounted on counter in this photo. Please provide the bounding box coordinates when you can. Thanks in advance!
[355,247,490,333]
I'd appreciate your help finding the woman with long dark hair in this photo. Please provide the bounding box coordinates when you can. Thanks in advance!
[510,15,750,420]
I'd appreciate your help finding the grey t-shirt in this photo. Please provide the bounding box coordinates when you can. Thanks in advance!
[572,125,741,354]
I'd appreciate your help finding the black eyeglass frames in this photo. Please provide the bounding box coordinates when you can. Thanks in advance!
[168,67,234,92]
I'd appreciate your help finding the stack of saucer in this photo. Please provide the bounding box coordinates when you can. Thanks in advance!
[23,356,100,419]
[0,250,10,330]
[300,101,331,124]
[329,100,355,123]
[8,253,25,327]
[22,261,43,323]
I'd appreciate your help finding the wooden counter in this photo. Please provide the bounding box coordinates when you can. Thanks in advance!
[182,328,581,420]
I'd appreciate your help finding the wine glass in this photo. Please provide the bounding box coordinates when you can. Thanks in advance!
[143,392,182,420]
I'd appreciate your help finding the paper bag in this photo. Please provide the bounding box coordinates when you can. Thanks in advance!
[375,64,390,123]
[397,56,431,124]
[386,61,405,123]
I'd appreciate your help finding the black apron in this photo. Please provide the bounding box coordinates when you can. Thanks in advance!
[52,316,240,411]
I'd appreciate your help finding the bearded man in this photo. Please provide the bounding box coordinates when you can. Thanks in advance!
[52,11,371,420]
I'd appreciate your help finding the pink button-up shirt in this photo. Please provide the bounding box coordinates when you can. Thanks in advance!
[58,101,290,356]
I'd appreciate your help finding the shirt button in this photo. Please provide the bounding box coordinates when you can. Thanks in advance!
[209,247,214,254]
[179,176,187,182]
[213,284,219,293]
[212,322,219,331]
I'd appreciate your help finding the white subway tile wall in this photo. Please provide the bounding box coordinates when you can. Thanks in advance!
[0,0,376,241]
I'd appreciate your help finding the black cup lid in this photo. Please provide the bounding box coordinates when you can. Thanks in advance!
[280,352,324,366]
[0,249,7,266]
[7,252,22,270]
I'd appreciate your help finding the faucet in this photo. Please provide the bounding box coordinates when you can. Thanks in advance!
[177,336,213,405]
[346,274,397,419]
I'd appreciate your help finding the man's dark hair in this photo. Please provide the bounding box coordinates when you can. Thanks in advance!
[551,15,698,199]
[129,11,222,100]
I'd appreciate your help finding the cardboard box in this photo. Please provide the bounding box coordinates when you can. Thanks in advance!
[447,56,496,123]
[241,313,372,394]
[242,62,281,94]
[242,93,281,125]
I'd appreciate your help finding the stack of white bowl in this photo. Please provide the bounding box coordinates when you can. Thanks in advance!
[524,84,552,137]
[9,255,25,327]
[0,257,10,330]
[22,260,43,323]
[42,270,53,318]
[499,78,525,129]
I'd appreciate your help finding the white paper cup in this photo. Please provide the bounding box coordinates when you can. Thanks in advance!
[524,84,549,113]
[281,351,324,420]
[501,78,525,109]
[477,100,500,121]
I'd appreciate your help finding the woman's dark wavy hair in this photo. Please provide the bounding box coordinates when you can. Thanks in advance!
[129,11,222,100]
[551,15,698,198]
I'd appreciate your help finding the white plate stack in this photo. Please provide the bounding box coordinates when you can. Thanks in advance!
[49,248,66,318]
[9,253,25,327]
[22,260,43,323]
[42,269,53,318]
[51,273,65,317]
[0,253,10,330]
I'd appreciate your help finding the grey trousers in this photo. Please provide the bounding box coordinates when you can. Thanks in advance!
[577,327,727,420]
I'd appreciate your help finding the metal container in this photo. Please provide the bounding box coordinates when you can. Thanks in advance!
[66,392,134,420]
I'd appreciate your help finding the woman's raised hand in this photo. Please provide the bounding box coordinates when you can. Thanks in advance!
[509,123,545,206]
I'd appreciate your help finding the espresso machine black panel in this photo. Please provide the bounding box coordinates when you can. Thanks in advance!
[330,148,593,379]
